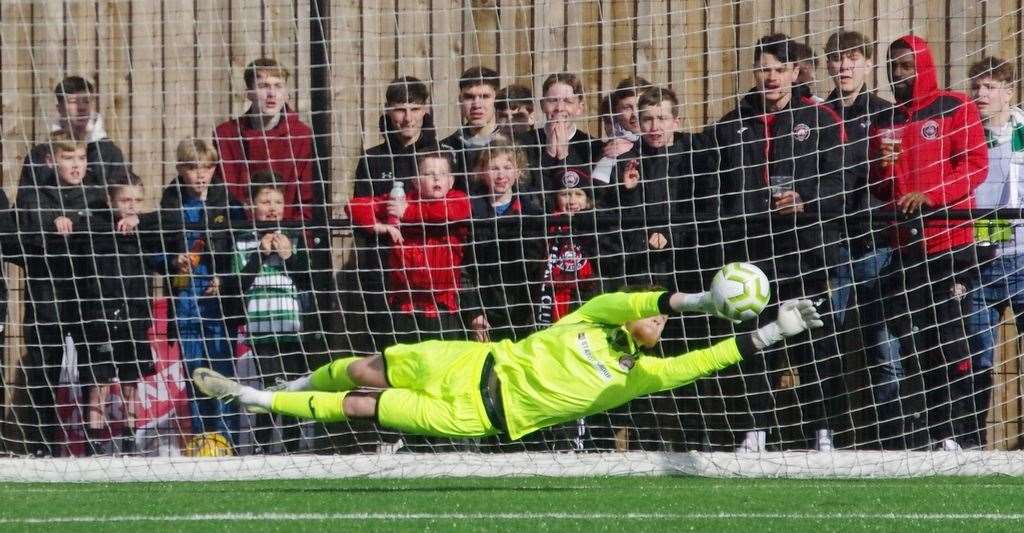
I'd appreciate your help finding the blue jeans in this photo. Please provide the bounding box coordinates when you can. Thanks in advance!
[967,253,1024,370]
[179,318,238,443]
[831,245,902,404]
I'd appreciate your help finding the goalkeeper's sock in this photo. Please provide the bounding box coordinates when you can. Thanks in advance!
[238,387,273,411]
[309,356,359,392]
[270,391,349,422]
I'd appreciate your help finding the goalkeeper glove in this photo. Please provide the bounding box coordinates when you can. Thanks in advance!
[751,299,824,350]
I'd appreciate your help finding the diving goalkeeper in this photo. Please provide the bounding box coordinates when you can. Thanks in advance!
[193,291,822,440]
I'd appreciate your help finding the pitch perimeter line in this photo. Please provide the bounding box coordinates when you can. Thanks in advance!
[1,512,1022,523]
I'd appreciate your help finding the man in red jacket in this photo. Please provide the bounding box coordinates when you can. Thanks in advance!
[213,58,317,222]
[870,35,988,450]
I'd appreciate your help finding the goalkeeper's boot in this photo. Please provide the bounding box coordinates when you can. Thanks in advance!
[192,368,270,414]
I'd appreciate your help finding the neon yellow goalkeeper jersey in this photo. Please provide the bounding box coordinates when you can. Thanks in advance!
[491,291,744,440]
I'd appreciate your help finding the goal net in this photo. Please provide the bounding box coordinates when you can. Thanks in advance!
[0,0,1021,481]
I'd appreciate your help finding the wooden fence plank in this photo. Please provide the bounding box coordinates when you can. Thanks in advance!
[96,0,130,156]
[127,0,162,201]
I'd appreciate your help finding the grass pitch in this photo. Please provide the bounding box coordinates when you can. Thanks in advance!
[1,476,1022,532]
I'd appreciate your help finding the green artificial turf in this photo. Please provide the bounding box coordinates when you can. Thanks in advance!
[1,476,1023,532]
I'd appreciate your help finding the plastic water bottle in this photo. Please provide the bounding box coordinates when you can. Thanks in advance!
[387,180,405,225]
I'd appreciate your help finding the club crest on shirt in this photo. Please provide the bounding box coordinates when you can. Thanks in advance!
[921,120,940,140]
[793,123,811,141]
[556,243,588,272]
[562,169,582,188]
[618,355,635,372]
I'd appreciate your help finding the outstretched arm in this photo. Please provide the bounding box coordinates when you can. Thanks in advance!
[562,290,726,327]
[629,299,823,396]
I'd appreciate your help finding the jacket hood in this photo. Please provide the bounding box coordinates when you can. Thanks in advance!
[378,112,438,151]
[891,35,940,112]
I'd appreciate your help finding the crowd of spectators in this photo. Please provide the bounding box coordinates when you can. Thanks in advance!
[0,30,1018,456]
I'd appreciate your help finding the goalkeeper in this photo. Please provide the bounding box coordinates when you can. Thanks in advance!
[193,291,821,440]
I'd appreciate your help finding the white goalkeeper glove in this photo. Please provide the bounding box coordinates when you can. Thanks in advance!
[751,299,824,350]
[670,291,720,316]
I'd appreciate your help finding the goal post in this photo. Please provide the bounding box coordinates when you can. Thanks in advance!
[0,1,1021,481]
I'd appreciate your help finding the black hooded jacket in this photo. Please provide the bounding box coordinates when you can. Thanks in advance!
[353,114,441,198]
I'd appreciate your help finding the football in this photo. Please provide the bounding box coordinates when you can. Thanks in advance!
[710,262,771,322]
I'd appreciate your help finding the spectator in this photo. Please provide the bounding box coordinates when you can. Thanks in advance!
[870,35,988,450]
[792,41,823,102]
[964,56,1024,449]
[608,86,720,451]
[221,171,314,453]
[707,34,848,452]
[15,131,109,456]
[470,143,544,342]
[495,84,536,140]
[213,57,318,222]
[350,76,440,352]
[535,73,604,205]
[81,171,160,448]
[440,66,507,192]
[20,76,125,189]
[346,151,484,345]
[592,76,651,185]
[0,188,16,454]
[612,86,718,291]
[823,30,903,448]
[160,138,241,447]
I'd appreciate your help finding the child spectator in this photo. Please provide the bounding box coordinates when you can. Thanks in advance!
[15,131,109,456]
[160,138,241,447]
[538,168,603,324]
[20,76,125,190]
[221,171,314,453]
[346,151,484,345]
[591,76,651,185]
[470,143,544,341]
[535,73,604,202]
[495,84,536,140]
[213,58,318,222]
[81,171,161,446]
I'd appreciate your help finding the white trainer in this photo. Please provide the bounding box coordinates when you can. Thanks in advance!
[192,368,270,414]
[738,430,767,453]
[815,429,834,452]
[940,438,962,452]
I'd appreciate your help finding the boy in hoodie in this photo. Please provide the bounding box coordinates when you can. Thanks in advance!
[19,76,125,189]
[221,171,314,453]
[495,84,536,141]
[214,58,317,223]
[160,138,241,446]
[16,131,109,455]
[870,36,988,450]
[964,57,1024,448]
[708,34,848,453]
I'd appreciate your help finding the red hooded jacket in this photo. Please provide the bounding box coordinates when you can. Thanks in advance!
[214,106,316,222]
[870,35,988,254]
[346,188,471,317]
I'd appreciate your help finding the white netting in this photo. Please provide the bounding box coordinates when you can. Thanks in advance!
[0,1,1021,480]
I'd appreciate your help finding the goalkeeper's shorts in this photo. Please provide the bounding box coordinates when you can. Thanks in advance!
[378,339,501,438]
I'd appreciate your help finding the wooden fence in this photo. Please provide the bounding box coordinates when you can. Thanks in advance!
[0,0,1022,447]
